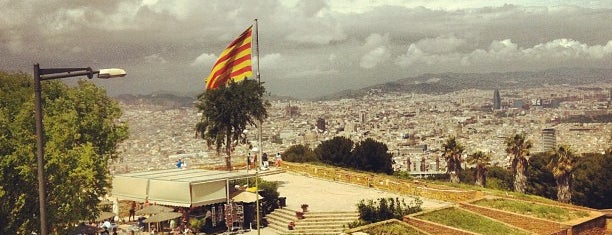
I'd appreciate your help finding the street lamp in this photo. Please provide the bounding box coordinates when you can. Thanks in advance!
[33,63,126,235]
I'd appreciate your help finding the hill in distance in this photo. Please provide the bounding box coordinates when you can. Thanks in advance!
[115,67,612,104]
[315,67,612,100]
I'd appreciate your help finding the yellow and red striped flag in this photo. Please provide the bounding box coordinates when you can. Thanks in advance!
[205,26,253,90]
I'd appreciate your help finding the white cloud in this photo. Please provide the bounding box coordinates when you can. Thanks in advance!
[259,53,282,68]
[144,54,168,64]
[285,21,347,44]
[190,53,217,67]
[361,47,391,69]
[414,35,466,54]
[360,33,391,69]
[396,38,612,68]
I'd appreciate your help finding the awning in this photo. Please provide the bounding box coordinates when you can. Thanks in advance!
[112,169,258,207]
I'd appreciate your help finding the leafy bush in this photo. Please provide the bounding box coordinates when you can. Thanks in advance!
[353,197,422,227]
[283,144,318,162]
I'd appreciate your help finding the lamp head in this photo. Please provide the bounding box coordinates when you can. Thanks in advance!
[98,68,127,79]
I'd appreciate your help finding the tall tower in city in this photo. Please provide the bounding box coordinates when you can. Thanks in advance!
[541,128,556,152]
[493,89,501,110]
[316,117,326,132]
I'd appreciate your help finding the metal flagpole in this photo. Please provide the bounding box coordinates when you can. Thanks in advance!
[254,18,262,235]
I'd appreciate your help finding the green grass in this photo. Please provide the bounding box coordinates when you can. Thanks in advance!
[416,207,529,235]
[361,222,428,235]
[473,198,589,222]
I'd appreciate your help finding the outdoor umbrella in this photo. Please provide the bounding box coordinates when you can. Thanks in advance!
[143,211,183,223]
[231,191,263,203]
[143,211,183,233]
[95,211,116,222]
[136,204,174,215]
[69,222,101,235]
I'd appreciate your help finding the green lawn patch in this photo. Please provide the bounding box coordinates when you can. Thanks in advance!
[473,198,589,222]
[360,222,428,235]
[416,207,529,235]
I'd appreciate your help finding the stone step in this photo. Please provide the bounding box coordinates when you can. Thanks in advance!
[266,209,359,235]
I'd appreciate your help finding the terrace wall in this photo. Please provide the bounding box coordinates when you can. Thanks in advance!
[282,162,480,203]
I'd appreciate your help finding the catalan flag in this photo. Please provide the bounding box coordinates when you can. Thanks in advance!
[205,26,253,90]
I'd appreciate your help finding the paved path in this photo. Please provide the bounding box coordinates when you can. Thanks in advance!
[264,172,450,212]
[241,172,450,234]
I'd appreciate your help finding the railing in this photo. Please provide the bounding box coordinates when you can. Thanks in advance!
[281,162,481,203]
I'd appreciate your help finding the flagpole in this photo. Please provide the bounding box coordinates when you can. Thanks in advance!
[254,18,262,235]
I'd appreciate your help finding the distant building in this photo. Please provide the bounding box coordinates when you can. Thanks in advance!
[316,117,326,132]
[493,89,501,110]
[360,112,367,123]
[541,128,556,152]
[285,102,300,117]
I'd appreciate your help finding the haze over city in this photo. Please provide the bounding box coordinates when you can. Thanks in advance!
[1,0,612,99]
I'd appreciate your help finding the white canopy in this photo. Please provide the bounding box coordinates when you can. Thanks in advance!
[112,169,257,207]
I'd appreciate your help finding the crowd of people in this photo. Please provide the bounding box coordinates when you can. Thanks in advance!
[247,152,283,170]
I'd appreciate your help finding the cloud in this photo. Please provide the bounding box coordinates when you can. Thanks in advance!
[396,37,612,68]
[144,54,168,64]
[190,53,217,67]
[360,33,391,69]
[259,53,283,68]
[1,1,611,99]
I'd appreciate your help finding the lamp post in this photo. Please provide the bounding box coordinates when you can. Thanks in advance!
[33,63,126,235]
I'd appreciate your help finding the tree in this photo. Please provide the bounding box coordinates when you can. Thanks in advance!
[505,133,532,193]
[351,138,393,174]
[571,152,612,209]
[466,151,491,187]
[282,144,318,163]
[441,136,464,183]
[526,153,556,199]
[315,136,353,166]
[547,145,576,203]
[195,79,268,171]
[0,71,127,234]
[486,166,513,191]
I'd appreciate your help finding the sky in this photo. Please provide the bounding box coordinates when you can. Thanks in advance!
[1,0,611,99]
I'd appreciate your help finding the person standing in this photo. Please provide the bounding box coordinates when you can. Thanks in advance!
[262,153,269,169]
[247,153,252,171]
[275,153,282,167]
[129,201,136,222]
[176,159,183,168]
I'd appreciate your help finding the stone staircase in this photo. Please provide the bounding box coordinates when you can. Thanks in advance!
[266,208,359,235]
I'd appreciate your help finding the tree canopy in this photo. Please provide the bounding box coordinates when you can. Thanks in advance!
[0,71,127,234]
[442,136,465,183]
[195,79,268,170]
[351,138,393,174]
[315,136,353,166]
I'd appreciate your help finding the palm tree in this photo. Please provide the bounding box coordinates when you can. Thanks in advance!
[505,133,533,193]
[195,79,268,171]
[466,151,491,187]
[547,145,576,203]
[442,137,465,183]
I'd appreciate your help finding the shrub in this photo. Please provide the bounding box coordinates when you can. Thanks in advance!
[353,197,422,227]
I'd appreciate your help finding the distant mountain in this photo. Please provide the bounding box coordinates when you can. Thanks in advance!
[115,91,298,107]
[316,67,612,100]
[115,93,196,107]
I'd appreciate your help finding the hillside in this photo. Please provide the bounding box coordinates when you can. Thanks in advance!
[316,67,612,100]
